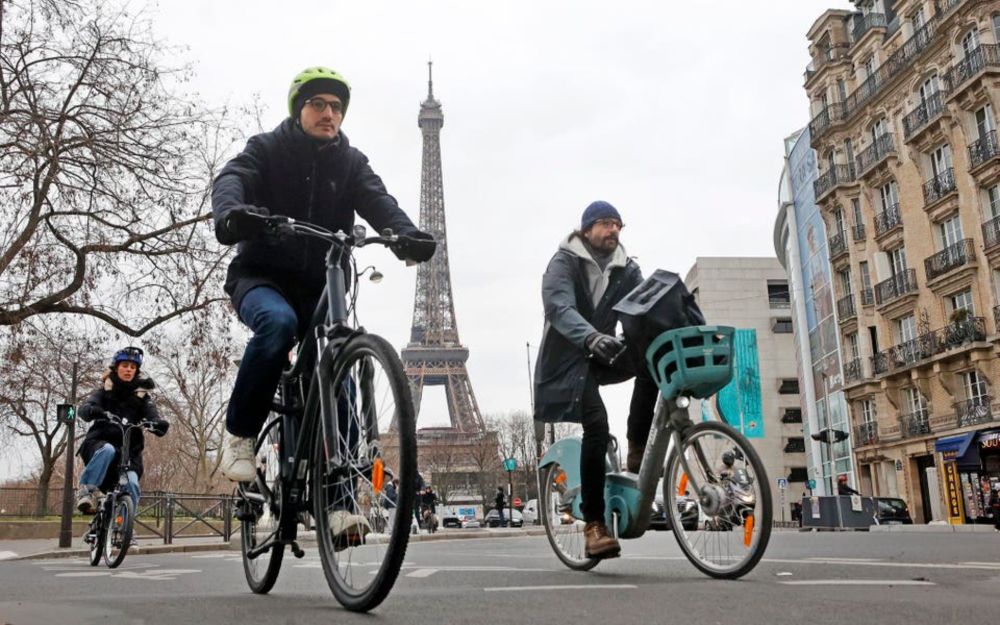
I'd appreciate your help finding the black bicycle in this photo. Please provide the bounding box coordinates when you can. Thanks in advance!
[83,414,156,568]
[236,215,423,612]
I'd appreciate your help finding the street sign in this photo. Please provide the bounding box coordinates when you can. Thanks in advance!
[513,497,522,507]
[502,457,517,472]
[806,479,816,490]
[57,404,75,423]
[776,477,788,489]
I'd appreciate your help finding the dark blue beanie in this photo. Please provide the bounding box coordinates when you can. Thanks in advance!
[581,201,622,231]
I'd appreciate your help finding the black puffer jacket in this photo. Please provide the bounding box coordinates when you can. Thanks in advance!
[212,119,420,312]
[78,372,168,486]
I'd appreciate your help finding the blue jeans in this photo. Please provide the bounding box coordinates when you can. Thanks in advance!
[228,287,301,438]
[80,443,140,507]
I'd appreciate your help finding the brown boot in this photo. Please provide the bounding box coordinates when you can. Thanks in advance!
[584,521,621,559]
[626,442,645,473]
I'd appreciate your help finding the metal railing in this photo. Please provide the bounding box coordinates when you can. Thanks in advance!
[956,396,993,427]
[837,293,857,320]
[944,43,1000,92]
[871,316,987,375]
[814,164,856,198]
[809,102,847,138]
[874,203,902,236]
[828,231,848,259]
[874,268,917,305]
[844,357,866,383]
[860,287,875,306]
[853,222,866,242]
[854,421,878,446]
[901,410,931,438]
[922,167,957,205]
[968,129,1000,169]
[856,133,896,174]
[853,12,887,43]
[924,238,975,280]
[982,215,1000,250]
[903,91,946,140]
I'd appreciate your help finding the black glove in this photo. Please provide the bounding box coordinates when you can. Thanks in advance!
[391,231,437,263]
[147,420,170,437]
[586,332,626,364]
[217,205,270,244]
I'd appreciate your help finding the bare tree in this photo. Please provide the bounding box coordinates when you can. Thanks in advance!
[466,430,502,511]
[0,0,234,335]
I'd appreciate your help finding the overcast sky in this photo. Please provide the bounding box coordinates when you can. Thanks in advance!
[145,0,859,448]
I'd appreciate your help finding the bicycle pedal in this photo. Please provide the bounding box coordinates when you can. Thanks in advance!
[291,541,305,558]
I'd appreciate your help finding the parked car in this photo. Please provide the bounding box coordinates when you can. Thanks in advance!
[483,508,523,528]
[521,499,539,525]
[875,497,913,524]
[461,518,481,529]
[441,512,462,528]
[650,491,700,532]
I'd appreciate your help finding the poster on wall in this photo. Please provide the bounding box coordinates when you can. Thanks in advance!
[714,329,764,438]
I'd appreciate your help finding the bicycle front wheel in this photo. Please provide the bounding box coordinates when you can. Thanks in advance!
[540,462,599,571]
[312,333,416,612]
[103,495,134,569]
[664,421,772,579]
[87,513,104,567]
[241,417,284,594]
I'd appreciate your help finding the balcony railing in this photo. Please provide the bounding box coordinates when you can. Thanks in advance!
[871,316,987,375]
[837,294,856,321]
[922,167,957,205]
[901,409,931,438]
[828,231,848,259]
[944,44,1000,92]
[814,164,856,199]
[844,357,865,383]
[856,133,896,174]
[983,215,1000,250]
[860,287,875,306]
[874,203,902,236]
[854,421,878,446]
[853,12,886,43]
[902,91,946,140]
[956,396,993,428]
[924,238,975,281]
[808,102,847,138]
[968,129,1000,169]
[874,268,917,306]
[852,223,866,242]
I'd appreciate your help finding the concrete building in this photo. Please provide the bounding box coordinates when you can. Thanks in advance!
[802,0,1000,523]
[685,257,806,522]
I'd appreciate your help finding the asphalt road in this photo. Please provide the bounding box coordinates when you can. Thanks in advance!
[2,530,998,625]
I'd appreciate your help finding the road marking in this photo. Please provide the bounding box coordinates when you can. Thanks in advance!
[764,557,1000,571]
[805,557,882,562]
[406,568,438,578]
[55,572,111,578]
[485,584,638,592]
[0,551,18,561]
[780,580,936,586]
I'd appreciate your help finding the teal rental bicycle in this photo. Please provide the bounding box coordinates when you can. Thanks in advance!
[540,325,772,579]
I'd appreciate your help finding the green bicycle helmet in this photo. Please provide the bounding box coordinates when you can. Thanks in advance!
[287,66,352,118]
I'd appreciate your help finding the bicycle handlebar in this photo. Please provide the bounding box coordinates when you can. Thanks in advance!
[248,213,402,250]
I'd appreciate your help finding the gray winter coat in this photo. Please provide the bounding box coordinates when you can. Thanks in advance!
[533,234,643,423]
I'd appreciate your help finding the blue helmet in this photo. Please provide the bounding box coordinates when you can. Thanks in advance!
[112,346,144,369]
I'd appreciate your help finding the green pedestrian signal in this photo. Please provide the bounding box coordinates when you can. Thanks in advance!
[807,479,816,490]
[502,457,517,472]
[57,404,75,423]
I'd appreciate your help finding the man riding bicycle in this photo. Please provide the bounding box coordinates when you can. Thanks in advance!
[212,67,434,542]
[533,201,658,559]
[76,347,169,515]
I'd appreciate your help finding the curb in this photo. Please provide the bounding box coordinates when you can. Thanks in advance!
[15,541,231,561]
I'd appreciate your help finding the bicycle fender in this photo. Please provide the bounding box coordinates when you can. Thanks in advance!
[539,437,583,487]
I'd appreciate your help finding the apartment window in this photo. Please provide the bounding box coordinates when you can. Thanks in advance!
[938,214,964,250]
[782,408,803,423]
[833,207,846,236]
[964,370,988,401]
[861,398,877,424]
[879,180,899,210]
[788,467,809,482]
[859,261,872,290]
[993,14,1000,43]
[838,268,853,295]
[837,79,848,102]
[912,6,926,32]
[864,55,876,79]
[906,387,929,417]
[948,288,975,315]
[889,246,908,276]
[896,314,917,343]
[779,379,800,394]
[784,437,806,453]
[988,185,1000,218]
[826,150,837,173]
[768,281,790,308]
[962,28,980,58]
[846,332,860,360]
[851,198,864,228]
[975,104,996,141]
[919,75,939,103]
[930,144,953,177]
[772,317,793,334]
[871,117,889,141]
[844,138,855,168]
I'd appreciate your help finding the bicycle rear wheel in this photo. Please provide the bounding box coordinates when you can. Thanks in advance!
[87,512,104,567]
[240,418,285,594]
[664,421,772,579]
[312,333,416,612]
[103,494,134,569]
[540,462,599,571]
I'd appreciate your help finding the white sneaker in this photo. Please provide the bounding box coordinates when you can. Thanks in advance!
[327,510,371,551]
[220,436,256,482]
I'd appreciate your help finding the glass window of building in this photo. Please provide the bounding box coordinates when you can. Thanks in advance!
[906,387,928,417]
[838,268,853,295]
[852,198,864,228]
[833,206,846,236]
[890,246,908,275]
[948,288,975,315]
[912,6,926,32]
[861,398,876,424]
[871,117,889,141]
[896,314,917,343]
[964,370,988,401]
[975,104,996,141]
[930,144,953,177]
[988,185,1000,218]
[767,281,790,308]
[939,213,964,249]
[879,180,899,210]
[846,331,860,359]
[962,28,980,58]
[993,13,1000,43]
[919,74,938,102]
[859,261,872,290]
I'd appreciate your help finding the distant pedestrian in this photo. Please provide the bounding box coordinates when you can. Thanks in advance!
[495,486,506,527]
[383,478,398,532]
[837,475,859,496]
[990,486,1000,531]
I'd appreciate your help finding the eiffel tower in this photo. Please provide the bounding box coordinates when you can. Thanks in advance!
[401,62,485,434]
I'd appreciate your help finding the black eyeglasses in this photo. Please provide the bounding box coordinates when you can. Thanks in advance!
[593,218,624,230]
[304,97,344,114]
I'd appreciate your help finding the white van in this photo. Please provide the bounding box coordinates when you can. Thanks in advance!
[522,499,539,525]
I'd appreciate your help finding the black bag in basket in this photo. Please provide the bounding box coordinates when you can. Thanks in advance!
[613,269,706,356]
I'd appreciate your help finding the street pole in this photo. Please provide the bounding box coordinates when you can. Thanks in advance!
[527,342,543,507]
[507,469,514,528]
[58,360,79,549]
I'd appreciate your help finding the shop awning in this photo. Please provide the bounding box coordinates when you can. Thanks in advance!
[935,432,976,460]
[979,430,1000,444]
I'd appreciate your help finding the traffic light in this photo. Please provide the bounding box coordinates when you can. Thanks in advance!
[57,404,76,423]
[810,429,848,444]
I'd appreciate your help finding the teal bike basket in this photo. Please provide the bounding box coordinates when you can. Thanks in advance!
[644,325,735,400]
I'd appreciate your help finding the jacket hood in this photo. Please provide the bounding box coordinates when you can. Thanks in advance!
[558,233,628,269]
[102,371,156,397]
[276,117,349,153]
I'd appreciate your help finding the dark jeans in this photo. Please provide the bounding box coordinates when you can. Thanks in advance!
[579,371,659,523]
